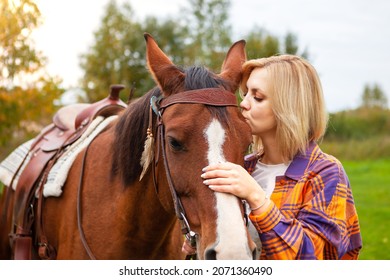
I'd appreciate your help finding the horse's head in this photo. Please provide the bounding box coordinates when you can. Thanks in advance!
[144,33,255,260]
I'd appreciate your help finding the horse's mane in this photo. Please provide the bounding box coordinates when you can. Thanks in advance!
[112,66,233,186]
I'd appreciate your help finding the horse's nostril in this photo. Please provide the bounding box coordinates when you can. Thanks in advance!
[205,248,217,260]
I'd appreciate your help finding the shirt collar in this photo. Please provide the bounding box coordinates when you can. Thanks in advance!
[244,141,320,181]
[285,141,319,181]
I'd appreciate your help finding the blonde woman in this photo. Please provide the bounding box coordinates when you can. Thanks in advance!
[183,55,362,259]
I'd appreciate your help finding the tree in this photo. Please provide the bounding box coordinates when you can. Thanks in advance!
[180,0,232,70]
[79,0,147,101]
[0,0,63,158]
[245,27,308,60]
[80,0,191,100]
[142,16,188,67]
[361,83,388,109]
[0,0,43,86]
[284,32,309,58]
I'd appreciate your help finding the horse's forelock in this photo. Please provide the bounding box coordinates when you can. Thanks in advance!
[184,66,232,129]
[184,66,232,91]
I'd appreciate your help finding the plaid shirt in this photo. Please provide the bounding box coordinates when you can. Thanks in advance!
[245,142,362,259]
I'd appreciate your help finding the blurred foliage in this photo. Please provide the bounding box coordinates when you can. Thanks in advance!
[80,0,307,100]
[0,0,64,159]
[326,107,390,141]
[323,84,390,160]
[0,0,43,81]
[79,1,146,102]
[322,107,390,160]
[179,0,233,70]
[361,83,388,109]
[246,28,309,60]
[321,136,390,161]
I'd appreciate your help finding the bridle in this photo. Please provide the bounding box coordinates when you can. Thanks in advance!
[150,88,239,258]
[77,87,240,260]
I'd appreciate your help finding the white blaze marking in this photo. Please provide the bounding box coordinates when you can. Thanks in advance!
[204,119,252,259]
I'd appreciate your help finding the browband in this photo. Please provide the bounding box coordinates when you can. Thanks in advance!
[159,88,238,109]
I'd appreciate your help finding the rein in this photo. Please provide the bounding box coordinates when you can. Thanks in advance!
[151,88,238,259]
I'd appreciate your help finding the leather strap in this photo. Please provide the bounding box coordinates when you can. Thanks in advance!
[76,137,97,260]
[13,236,32,260]
[160,88,238,109]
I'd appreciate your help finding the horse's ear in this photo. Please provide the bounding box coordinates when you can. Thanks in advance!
[144,33,185,96]
[219,40,247,92]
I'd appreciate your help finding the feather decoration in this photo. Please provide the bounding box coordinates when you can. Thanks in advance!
[139,128,154,181]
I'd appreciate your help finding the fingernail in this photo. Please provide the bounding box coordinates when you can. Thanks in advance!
[203,180,209,185]
[200,173,206,178]
[202,166,208,172]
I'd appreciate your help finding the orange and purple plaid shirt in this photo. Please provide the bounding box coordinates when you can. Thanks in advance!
[246,141,362,259]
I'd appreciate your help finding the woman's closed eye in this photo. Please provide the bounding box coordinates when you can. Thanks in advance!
[253,96,263,102]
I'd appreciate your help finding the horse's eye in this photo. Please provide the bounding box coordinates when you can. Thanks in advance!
[168,137,184,151]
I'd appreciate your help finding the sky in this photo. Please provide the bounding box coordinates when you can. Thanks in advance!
[32,0,390,112]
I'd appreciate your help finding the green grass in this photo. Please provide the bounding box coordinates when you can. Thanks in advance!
[341,159,390,260]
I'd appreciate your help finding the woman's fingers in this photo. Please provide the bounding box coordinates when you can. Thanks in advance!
[202,162,236,172]
[201,169,236,180]
[201,162,241,180]
[182,239,196,255]
[201,161,264,201]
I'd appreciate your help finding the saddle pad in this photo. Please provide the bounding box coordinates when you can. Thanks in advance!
[0,139,34,190]
[43,115,117,197]
[0,115,117,197]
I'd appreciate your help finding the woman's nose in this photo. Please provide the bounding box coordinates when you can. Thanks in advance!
[240,98,250,111]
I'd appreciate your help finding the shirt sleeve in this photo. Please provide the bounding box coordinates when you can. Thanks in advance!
[249,160,362,260]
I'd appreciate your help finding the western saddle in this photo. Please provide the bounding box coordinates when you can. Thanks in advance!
[9,85,127,259]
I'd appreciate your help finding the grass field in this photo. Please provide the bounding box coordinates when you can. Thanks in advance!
[342,159,390,260]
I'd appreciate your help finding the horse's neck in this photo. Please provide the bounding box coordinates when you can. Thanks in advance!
[110,178,181,258]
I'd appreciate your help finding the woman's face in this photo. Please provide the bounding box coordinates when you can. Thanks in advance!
[240,67,277,138]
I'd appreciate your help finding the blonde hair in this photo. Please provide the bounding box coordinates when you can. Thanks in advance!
[240,55,328,160]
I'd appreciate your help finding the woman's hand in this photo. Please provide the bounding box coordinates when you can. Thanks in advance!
[201,162,268,211]
[182,238,196,255]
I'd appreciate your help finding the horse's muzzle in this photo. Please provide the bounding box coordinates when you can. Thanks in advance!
[204,245,257,260]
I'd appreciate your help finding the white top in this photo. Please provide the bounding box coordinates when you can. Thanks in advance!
[246,160,291,258]
[251,161,291,196]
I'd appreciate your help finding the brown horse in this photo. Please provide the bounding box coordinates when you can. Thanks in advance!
[0,34,255,260]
